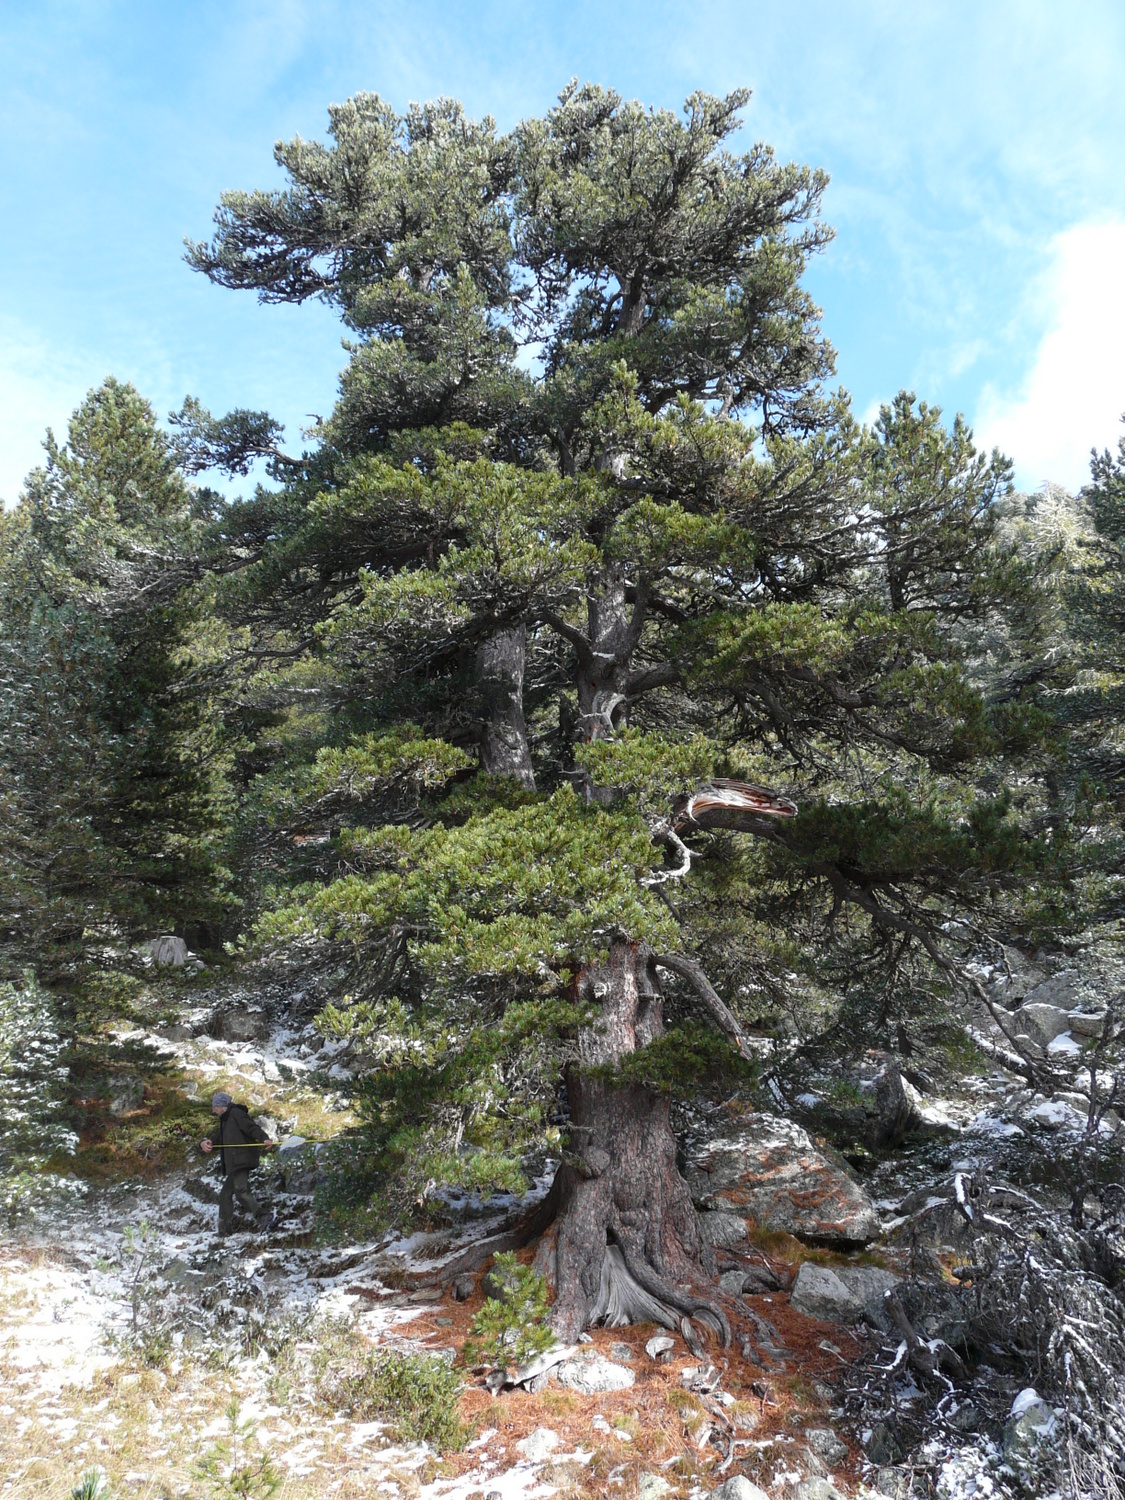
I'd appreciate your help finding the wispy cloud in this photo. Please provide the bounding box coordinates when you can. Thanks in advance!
[975,222,1125,492]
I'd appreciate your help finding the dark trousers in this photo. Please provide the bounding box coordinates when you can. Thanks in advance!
[218,1168,262,1230]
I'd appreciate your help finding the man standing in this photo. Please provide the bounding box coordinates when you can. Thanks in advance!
[199,1091,276,1235]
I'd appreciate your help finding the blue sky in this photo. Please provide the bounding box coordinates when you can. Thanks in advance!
[2,0,1123,503]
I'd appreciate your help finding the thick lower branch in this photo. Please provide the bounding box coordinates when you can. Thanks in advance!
[654,952,747,1054]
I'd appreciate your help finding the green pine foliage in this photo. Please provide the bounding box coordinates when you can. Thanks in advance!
[465,1252,554,1372]
[194,1399,283,1500]
[3,85,1115,1243]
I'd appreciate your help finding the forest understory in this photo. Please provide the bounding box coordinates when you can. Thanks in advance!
[3,942,1122,1500]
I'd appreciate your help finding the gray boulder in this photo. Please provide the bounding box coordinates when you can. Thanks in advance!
[708,1479,771,1500]
[790,1261,901,1326]
[219,1008,269,1043]
[1068,1010,1106,1038]
[638,1478,672,1500]
[1023,970,1081,1009]
[865,1423,901,1465]
[794,1481,845,1500]
[1003,1388,1058,1467]
[278,1137,319,1195]
[1014,1002,1071,1048]
[874,1470,911,1500]
[990,948,1048,1003]
[789,1263,862,1323]
[796,1053,952,1150]
[156,1022,191,1042]
[685,1111,881,1247]
[515,1428,559,1462]
[804,1427,848,1464]
[555,1355,635,1393]
[834,1264,901,1330]
[863,1058,925,1145]
[106,1075,144,1116]
[698,1210,748,1246]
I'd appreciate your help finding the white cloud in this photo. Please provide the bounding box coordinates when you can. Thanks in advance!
[976,222,1125,491]
[0,317,103,506]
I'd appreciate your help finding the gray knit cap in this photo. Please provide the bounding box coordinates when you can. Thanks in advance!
[211,1091,233,1109]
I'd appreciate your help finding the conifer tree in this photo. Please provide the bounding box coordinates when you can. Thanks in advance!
[192,86,1049,1338]
[0,379,233,996]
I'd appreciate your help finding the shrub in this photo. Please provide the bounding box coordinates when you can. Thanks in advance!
[317,1343,470,1452]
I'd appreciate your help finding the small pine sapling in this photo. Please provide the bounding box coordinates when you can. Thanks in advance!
[466,1252,554,1374]
[194,1398,282,1500]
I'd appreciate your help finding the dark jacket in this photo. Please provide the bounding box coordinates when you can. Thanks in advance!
[209,1104,269,1174]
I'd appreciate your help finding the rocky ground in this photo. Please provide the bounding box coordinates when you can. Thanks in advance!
[2,951,1118,1500]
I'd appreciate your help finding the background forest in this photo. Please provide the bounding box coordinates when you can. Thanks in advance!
[1,86,1123,1500]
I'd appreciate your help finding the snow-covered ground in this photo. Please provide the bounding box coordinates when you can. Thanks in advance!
[0,1011,576,1500]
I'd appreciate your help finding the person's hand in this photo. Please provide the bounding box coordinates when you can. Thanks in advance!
[200,1139,213,1153]
[266,1141,278,1152]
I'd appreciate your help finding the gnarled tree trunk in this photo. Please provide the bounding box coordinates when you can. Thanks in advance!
[476,625,535,789]
[533,939,730,1344]
[576,564,634,742]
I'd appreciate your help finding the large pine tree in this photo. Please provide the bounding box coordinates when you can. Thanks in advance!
[191,86,1049,1339]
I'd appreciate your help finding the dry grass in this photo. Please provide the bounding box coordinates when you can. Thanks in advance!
[0,1265,865,1500]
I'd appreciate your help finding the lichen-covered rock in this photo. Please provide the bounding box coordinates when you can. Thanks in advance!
[804,1427,848,1464]
[638,1477,672,1500]
[1003,1388,1058,1466]
[218,1007,270,1043]
[106,1075,144,1116]
[794,1480,845,1500]
[686,1111,881,1246]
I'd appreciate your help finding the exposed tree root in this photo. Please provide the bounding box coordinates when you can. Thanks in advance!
[615,1239,731,1345]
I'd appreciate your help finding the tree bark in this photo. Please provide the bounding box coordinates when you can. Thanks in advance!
[575,564,636,742]
[534,939,730,1345]
[476,625,535,789]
